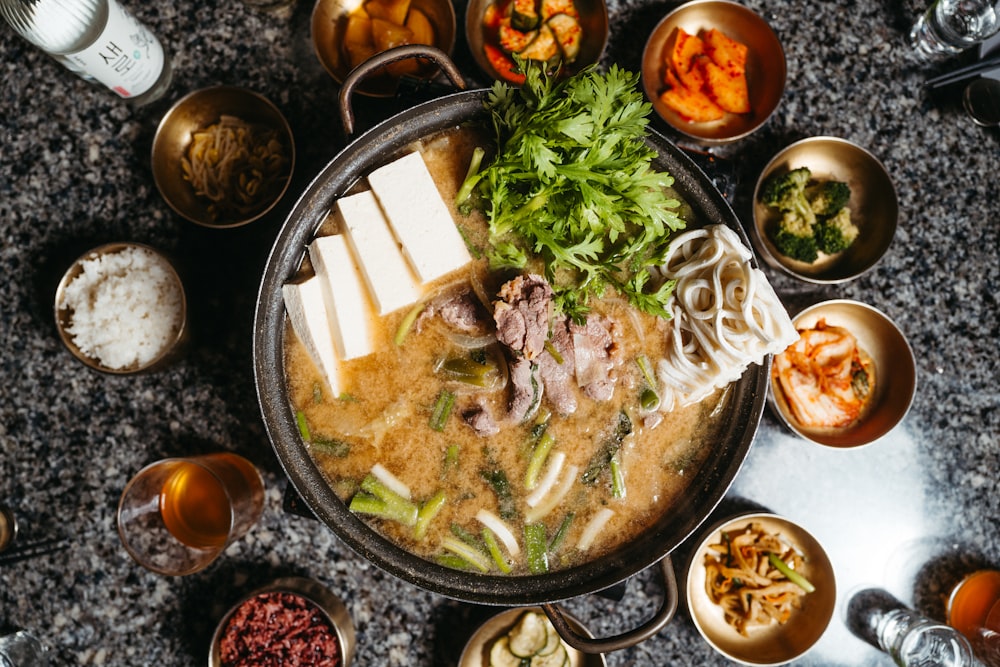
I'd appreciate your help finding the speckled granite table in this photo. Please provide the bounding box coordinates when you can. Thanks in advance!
[1,0,998,665]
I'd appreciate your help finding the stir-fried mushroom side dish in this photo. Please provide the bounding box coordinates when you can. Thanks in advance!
[282,64,796,576]
[704,521,817,636]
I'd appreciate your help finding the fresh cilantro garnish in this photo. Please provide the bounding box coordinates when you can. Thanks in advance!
[457,62,686,321]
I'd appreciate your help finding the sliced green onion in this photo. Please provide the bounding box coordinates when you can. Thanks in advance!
[544,340,564,364]
[439,357,498,387]
[455,146,486,207]
[359,474,418,526]
[394,302,426,347]
[525,464,578,523]
[436,553,475,570]
[636,354,656,386]
[296,410,311,442]
[524,523,549,574]
[576,508,614,552]
[548,513,575,554]
[450,523,482,547]
[610,454,626,499]
[312,436,350,458]
[414,490,447,540]
[767,552,816,593]
[639,387,660,411]
[476,509,520,558]
[312,383,323,404]
[442,535,491,572]
[442,444,460,477]
[349,491,416,526]
[482,528,513,574]
[524,431,555,490]
[429,390,456,432]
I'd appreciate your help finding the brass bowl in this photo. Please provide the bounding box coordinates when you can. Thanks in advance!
[312,0,456,97]
[54,242,188,374]
[209,577,356,667]
[686,512,836,666]
[751,136,898,283]
[458,607,606,667]
[465,0,609,84]
[151,86,295,229]
[641,0,785,144]
[770,300,916,449]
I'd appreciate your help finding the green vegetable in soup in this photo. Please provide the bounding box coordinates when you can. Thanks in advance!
[581,411,633,485]
[457,62,686,322]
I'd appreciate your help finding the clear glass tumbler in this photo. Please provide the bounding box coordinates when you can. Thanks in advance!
[117,453,265,576]
[910,0,1000,60]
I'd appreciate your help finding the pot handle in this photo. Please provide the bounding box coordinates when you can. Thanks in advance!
[338,45,468,138]
[540,556,678,654]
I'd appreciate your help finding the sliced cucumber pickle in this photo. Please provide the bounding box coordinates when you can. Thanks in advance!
[489,636,523,667]
[508,611,549,657]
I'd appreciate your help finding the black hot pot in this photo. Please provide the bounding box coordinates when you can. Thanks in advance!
[253,47,769,653]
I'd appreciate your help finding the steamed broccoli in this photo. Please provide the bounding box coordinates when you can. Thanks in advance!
[761,168,818,262]
[760,167,815,223]
[760,167,857,262]
[815,207,859,254]
[806,180,851,217]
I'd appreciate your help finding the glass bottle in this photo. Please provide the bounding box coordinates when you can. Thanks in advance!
[846,587,977,667]
[909,0,1000,60]
[0,0,172,105]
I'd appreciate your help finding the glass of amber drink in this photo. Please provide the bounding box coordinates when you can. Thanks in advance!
[947,569,1000,667]
[117,453,265,575]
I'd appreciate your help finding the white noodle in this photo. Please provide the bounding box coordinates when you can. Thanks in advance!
[656,225,798,411]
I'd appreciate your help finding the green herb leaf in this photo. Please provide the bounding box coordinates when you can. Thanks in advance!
[461,62,686,321]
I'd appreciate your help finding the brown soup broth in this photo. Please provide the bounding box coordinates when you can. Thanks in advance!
[284,128,729,573]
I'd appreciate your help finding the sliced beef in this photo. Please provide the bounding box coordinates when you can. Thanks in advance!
[571,315,622,402]
[507,357,542,423]
[493,274,554,360]
[418,289,491,335]
[536,315,577,416]
[462,398,500,437]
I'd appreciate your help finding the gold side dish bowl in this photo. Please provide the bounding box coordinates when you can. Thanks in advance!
[209,577,356,667]
[54,242,188,375]
[458,607,606,667]
[465,0,609,85]
[151,86,295,229]
[769,299,916,449]
[312,0,456,97]
[751,136,898,283]
[686,512,837,666]
[641,0,785,144]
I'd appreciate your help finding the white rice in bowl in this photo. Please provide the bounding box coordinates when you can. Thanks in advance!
[59,246,185,371]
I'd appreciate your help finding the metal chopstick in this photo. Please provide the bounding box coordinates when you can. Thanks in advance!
[925,54,1000,89]
[0,537,69,566]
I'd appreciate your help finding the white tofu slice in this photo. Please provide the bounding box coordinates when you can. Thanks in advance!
[282,277,341,396]
[335,190,421,315]
[308,234,376,360]
[366,151,472,284]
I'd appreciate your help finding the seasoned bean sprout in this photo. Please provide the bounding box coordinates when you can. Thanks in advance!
[181,115,289,223]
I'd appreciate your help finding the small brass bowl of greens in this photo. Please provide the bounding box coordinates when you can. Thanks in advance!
[751,136,897,283]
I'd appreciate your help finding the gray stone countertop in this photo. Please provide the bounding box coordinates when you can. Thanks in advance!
[1,0,998,665]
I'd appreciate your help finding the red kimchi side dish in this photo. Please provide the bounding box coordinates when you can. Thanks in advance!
[772,318,875,428]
